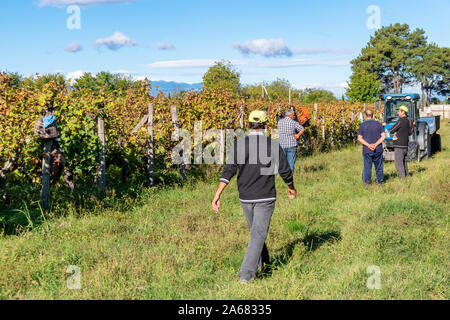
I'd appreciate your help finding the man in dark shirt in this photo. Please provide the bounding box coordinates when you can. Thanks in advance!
[389,106,411,179]
[212,110,296,284]
[357,110,386,186]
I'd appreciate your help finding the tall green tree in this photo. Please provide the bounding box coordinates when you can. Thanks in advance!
[410,44,449,106]
[298,88,337,103]
[202,60,241,94]
[265,78,292,99]
[22,73,66,90]
[73,72,136,94]
[242,78,296,100]
[242,79,336,102]
[351,23,427,93]
[346,71,381,103]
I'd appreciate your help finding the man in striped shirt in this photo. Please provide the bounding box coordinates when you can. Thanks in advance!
[277,109,305,172]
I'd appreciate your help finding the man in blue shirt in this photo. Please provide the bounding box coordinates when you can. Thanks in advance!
[357,110,387,186]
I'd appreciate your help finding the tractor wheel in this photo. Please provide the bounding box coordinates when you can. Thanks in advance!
[407,141,418,162]
[432,134,442,153]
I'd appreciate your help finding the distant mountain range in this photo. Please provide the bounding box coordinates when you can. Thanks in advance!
[149,80,203,96]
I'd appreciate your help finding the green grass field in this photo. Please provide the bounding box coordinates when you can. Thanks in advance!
[0,124,449,300]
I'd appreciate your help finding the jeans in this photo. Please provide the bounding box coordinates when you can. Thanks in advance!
[362,151,384,184]
[282,147,297,172]
[394,148,409,179]
[238,201,275,282]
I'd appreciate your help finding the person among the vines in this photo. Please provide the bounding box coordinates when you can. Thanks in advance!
[276,106,299,123]
[357,110,386,186]
[389,105,411,179]
[211,110,297,284]
[277,109,305,172]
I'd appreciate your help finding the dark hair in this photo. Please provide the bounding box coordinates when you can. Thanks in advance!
[249,122,266,129]
[364,110,374,118]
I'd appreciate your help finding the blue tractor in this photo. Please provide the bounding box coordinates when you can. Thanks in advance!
[382,94,441,162]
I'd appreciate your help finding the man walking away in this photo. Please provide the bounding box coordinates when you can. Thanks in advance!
[357,110,386,186]
[278,109,305,172]
[212,110,296,284]
[390,106,411,179]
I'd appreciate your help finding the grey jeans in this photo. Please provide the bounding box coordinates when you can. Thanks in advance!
[239,200,275,282]
[394,148,409,179]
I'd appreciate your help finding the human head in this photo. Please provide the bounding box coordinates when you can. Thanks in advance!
[397,105,408,118]
[249,110,268,130]
[364,109,374,121]
[284,109,295,120]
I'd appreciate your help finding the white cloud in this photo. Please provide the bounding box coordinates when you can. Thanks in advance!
[233,38,356,58]
[147,59,218,69]
[134,76,148,81]
[66,70,84,79]
[234,39,293,57]
[65,70,84,84]
[291,48,357,55]
[147,58,349,70]
[94,32,137,50]
[113,69,131,74]
[257,58,351,68]
[157,41,176,51]
[65,41,83,53]
[293,82,349,90]
[39,0,136,7]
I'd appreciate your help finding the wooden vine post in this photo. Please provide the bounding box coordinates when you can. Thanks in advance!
[220,126,226,165]
[147,103,154,187]
[41,139,53,212]
[240,104,244,129]
[331,121,334,148]
[97,116,106,194]
[322,111,326,141]
[171,105,187,181]
[314,104,318,122]
[129,103,155,187]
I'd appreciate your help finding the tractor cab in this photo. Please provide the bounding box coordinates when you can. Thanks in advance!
[383,94,420,128]
[382,93,440,162]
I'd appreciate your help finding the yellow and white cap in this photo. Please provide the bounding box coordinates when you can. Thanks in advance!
[249,110,268,123]
[399,105,409,113]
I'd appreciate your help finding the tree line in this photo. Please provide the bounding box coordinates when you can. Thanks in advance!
[201,60,338,103]
[346,23,449,105]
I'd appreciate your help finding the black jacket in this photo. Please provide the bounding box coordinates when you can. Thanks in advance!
[220,132,293,203]
[389,117,410,149]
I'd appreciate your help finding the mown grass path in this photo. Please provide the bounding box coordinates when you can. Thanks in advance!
[1,125,448,300]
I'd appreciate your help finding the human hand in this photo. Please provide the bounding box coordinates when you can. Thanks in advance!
[288,188,297,199]
[212,195,221,213]
[393,133,398,141]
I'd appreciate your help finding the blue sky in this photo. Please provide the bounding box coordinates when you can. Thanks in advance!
[1,0,449,96]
